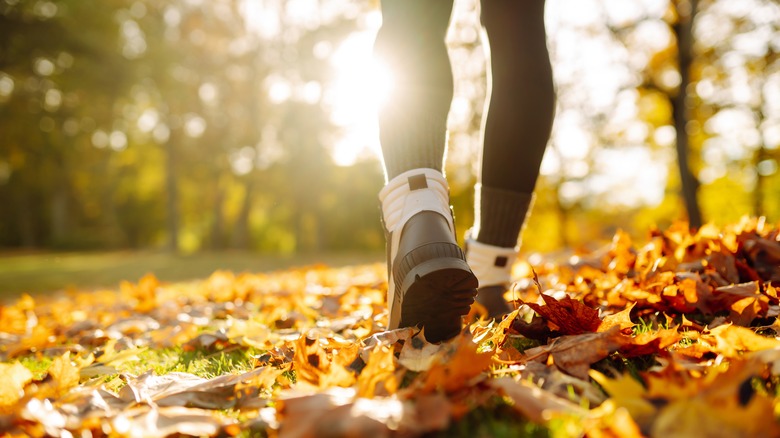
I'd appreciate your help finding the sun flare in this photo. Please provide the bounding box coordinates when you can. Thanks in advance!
[327,26,393,166]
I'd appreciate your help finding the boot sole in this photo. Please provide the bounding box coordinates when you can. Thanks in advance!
[397,257,478,343]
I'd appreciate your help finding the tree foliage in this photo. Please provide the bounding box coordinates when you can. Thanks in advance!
[0,0,778,252]
[0,0,382,252]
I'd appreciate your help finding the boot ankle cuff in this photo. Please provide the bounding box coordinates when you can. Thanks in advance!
[379,168,451,233]
[465,233,518,287]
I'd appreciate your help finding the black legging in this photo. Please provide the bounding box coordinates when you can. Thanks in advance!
[374,0,555,196]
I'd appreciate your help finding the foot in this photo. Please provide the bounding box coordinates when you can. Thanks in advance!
[380,169,478,343]
[465,233,518,320]
[393,212,478,342]
[475,284,512,319]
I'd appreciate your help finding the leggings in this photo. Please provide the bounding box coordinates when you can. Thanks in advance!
[374,0,555,196]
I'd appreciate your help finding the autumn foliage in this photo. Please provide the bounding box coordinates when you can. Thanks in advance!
[1,217,780,437]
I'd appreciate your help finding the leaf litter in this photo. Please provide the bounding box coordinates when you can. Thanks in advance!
[1,217,780,437]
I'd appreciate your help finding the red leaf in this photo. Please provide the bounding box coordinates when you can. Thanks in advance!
[523,293,601,335]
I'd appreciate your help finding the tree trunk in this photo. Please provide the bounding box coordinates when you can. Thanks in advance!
[210,183,224,250]
[231,178,254,249]
[50,184,69,245]
[754,146,765,217]
[672,0,703,229]
[754,106,767,218]
[165,130,180,252]
[17,191,37,248]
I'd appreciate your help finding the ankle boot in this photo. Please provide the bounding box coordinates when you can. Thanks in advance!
[379,169,478,342]
[464,235,518,318]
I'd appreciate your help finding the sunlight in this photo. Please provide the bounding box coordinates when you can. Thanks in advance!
[325,11,391,166]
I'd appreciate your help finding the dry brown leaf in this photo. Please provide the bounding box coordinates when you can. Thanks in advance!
[521,361,607,406]
[276,388,392,438]
[490,377,583,423]
[153,367,280,409]
[110,405,229,438]
[397,334,446,372]
[548,326,629,379]
[706,281,767,323]
[359,327,416,362]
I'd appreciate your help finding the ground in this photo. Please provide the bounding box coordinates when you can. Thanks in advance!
[1,217,780,437]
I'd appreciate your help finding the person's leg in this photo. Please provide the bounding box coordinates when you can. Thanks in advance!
[468,0,555,317]
[375,0,477,342]
[374,0,454,179]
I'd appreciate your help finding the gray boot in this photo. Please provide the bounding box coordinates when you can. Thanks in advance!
[380,169,478,342]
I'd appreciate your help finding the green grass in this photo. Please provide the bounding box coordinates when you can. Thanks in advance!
[17,346,263,384]
[19,355,54,380]
[0,250,382,300]
[118,346,262,378]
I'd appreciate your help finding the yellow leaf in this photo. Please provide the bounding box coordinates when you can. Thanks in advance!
[653,394,779,438]
[226,318,271,349]
[586,400,644,438]
[0,362,33,412]
[97,339,147,367]
[120,274,160,312]
[707,324,780,357]
[356,345,396,398]
[0,294,36,336]
[46,352,80,397]
[589,370,656,429]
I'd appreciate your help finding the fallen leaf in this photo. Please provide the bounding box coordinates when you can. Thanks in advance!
[548,326,629,379]
[356,346,397,398]
[420,332,493,393]
[0,362,33,413]
[38,352,81,399]
[523,293,602,335]
[490,376,583,423]
[598,303,636,334]
[621,327,682,358]
[110,405,229,438]
[397,333,446,372]
[120,274,160,313]
[589,370,656,429]
[706,324,780,357]
[293,333,355,389]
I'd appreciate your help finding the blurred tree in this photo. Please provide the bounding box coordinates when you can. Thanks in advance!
[0,0,137,248]
[2,0,776,255]
[690,0,780,220]
[671,0,703,228]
